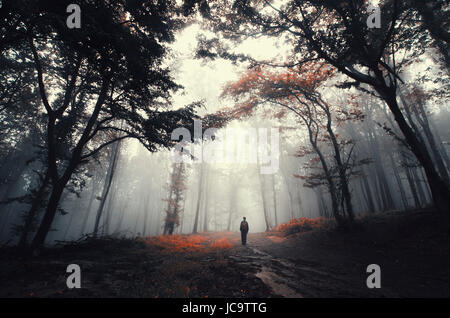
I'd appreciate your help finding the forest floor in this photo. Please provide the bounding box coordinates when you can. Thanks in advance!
[1,208,450,298]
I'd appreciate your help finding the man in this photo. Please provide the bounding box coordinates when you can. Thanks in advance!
[240,217,249,245]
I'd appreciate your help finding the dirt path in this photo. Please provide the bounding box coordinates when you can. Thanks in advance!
[226,233,328,297]
[240,246,304,298]
[227,232,391,298]
[225,209,450,298]
[1,210,449,298]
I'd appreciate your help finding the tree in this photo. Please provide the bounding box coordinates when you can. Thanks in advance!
[198,0,450,212]
[192,162,205,233]
[202,163,210,231]
[257,153,272,231]
[0,0,203,250]
[270,173,278,226]
[400,86,449,184]
[93,139,122,236]
[221,63,367,225]
[408,0,450,68]
[226,170,245,231]
[163,162,187,235]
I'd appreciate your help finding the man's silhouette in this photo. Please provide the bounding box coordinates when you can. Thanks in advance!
[240,217,249,245]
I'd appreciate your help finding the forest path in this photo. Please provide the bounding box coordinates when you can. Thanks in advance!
[2,210,450,297]
[221,209,450,298]
[232,245,304,298]
[225,232,367,298]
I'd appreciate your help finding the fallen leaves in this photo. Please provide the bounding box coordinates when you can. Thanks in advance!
[274,217,328,236]
[142,234,233,253]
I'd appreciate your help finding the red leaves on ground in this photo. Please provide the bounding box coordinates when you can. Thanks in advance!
[143,234,233,253]
[274,217,328,235]
[144,234,207,252]
[209,238,233,250]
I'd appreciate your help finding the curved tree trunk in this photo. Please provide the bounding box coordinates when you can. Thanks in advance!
[93,141,121,237]
[192,163,204,233]
[322,104,354,221]
[379,87,450,212]
[18,172,50,248]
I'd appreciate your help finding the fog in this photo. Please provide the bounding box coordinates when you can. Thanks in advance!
[1,14,449,246]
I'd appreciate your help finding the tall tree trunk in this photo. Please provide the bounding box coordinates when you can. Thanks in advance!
[114,203,127,234]
[429,119,450,170]
[142,188,151,237]
[315,187,328,218]
[358,178,369,213]
[415,102,450,184]
[379,87,450,211]
[367,128,395,211]
[30,180,67,249]
[227,182,237,231]
[18,172,50,248]
[415,167,432,204]
[79,181,97,236]
[307,126,342,226]
[258,173,271,231]
[102,187,116,236]
[405,166,422,208]
[179,196,186,234]
[372,172,384,210]
[322,104,355,221]
[257,154,271,231]
[202,165,210,232]
[93,141,121,236]
[295,166,305,218]
[389,151,409,210]
[361,172,376,213]
[30,79,109,250]
[280,167,295,219]
[271,174,278,226]
[192,163,204,233]
[62,200,76,241]
[411,0,450,69]
[134,200,141,235]
[400,90,450,185]
[227,203,233,231]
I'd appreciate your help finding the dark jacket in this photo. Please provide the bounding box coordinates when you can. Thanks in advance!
[240,220,249,232]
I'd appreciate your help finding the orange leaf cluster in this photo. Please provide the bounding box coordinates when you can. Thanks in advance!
[209,238,233,250]
[144,234,207,253]
[220,61,335,122]
[143,235,233,253]
[274,217,327,235]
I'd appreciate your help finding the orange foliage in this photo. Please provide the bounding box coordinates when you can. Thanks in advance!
[274,217,327,235]
[209,238,233,250]
[143,234,233,253]
[220,61,336,121]
[222,62,334,100]
[144,234,207,252]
